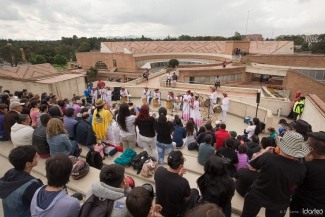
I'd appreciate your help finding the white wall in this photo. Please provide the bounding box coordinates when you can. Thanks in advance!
[300,97,325,132]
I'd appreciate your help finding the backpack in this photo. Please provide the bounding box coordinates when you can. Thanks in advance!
[130,151,150,174]
[86,150,103,169]
[78,194,114,217]
[140,158,158,178]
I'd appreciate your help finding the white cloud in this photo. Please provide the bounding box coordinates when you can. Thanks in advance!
[0,0,324,40]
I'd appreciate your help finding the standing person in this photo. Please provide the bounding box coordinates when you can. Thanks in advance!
[142,87,151,105]
[167,91,174,109]
[154,107,174,165]
[134,104,158,160]
[143,68,150,82]
[105,86,112,106]
[11,114,34,147]
[173,118,186,148]
[155,151,198,217]
[209,87,217,114]
[287,91,301,119]
[292,96,305,121]
[220,92,229,123]
[91,87,97,104]
[242,48,245,55]
[58,100,67,116]
[99,86,106,101]
[4,100,24,140]
[63,108,77,140]
[223,59,227,68]
[46,118,80,157]
[259,74,264,83]
[174,94,182,112]
[172,72,178,88]
[0,103,9,141]
[117,103,139,151]
[197,155,235,217]
[153,89,161,106]
[30,154,80,217]
[182,90,191,120]
[30,100,40,127]
[184,119,197,149]
[191,96,202,126]
[215,76,221,89]
[166,72,172,87]
[241,132,309,217]
[88,80,93,89]
[229,131,240,151]
[0,145,43,217]
[216,138,239,177]
[92,99,112,142]
[290,132,325,217]
[198,134,215,166]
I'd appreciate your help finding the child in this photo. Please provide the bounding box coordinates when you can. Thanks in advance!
[198,134,215,166]
[267,127,276,138]
[236,145,249,170]
[237,135,244,145]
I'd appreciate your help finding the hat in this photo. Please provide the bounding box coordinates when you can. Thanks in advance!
[144,86,148,89]
[95,99,105,107]
[296,91,302,95]
[291,120,310,134]
[76,100,82,104]
[215,120,221,125]
[275,131,310,157]
[154,88,159,91]
[210,86,216,90]
[121,86,125,89]
[229,131,237,137]
[222,92,227,95]
[278,119,287,124]
[9,100,25,109]
[168,91,173,94]
[308,131,325,142]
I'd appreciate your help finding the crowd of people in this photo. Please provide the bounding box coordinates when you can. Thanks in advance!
[0,84,324,217]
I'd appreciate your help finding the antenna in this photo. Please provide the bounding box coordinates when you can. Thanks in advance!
[245,11,249,35]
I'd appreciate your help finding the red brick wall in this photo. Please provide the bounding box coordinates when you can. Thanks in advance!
[225,41,250,55]
[242,55,325,67]
[283,69,325,102]
[178,67,246,81]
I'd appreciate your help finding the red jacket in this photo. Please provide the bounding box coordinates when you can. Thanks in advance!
[215,129,231,150]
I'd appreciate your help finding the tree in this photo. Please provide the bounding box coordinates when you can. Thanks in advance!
[169,59,179,68]
[77,42,91,52]
[33,55,47,64]
[54,54,67,66]
[86,67,98,79]
[0,45,22,67]
[230,31,242,40]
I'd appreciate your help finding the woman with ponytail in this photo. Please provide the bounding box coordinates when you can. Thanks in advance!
[154,107,174,165]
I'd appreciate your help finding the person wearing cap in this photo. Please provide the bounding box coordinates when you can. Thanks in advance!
[182,90,192,120]
[221,92,229,123]
[3,99,25,140]
[229,131,240,151]
[292,96,305,121]
[290,119,311,142]
[241,131,308,217]
[215,124,231,150]
[172,72,178,88]
[105,86,112,106]
[143,87,151,105]
[278,118,291,136]
[73,100,82,116]
[153,89,161,105]
[214,120,221,132]
[287,91,302,119]
[209,87,217,114]
[92,99,112,142]
[290,132,325,216]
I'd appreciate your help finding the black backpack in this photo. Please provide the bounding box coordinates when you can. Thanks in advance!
[78,194,114,217]
[86,150,103,170]
[131,151,150,174]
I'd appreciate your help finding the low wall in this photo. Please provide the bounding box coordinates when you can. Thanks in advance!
[128,69,170,84]
[300,94,325,132]
[178,67,246,81]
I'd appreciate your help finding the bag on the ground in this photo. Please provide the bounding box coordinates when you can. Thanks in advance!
[140,158,158,178]
[114,148,137,166]
[78,194,114,217]
[131,151,150,174]
[86,150,103,169]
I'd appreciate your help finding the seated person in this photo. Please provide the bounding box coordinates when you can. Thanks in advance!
[11,114,34,147]
[251,137,275,160]
[116,77,121,82]
[85,164,132,216]
[233,167,259,197]
[191,124,216,150]
[30,154,80,216]
[198,134,215,166]
[216,138,238,177]
[172,118,186,148]
[75,112,96,150]
[245,134,260,160]
[32,114,51,158]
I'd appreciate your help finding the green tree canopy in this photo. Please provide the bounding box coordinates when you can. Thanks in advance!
[169,59,179,68]
[0,45,22,67]
[33,55,47,64]
[78,42,91,52]
[86,67,98,78]
[54,54,67,66]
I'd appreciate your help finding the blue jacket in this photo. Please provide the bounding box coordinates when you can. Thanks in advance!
[172,125,186,147]
[46,134,72,156]
[75,120,96,150]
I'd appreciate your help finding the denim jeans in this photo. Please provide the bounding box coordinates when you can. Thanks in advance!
[69,140,79,157]
[157,141,174,165]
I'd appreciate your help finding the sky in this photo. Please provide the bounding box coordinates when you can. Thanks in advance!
[0,0,324,40]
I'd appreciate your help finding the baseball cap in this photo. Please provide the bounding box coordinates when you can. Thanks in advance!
[229,131,237,138]
[9,100,25,109]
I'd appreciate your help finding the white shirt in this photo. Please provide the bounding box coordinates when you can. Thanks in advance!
[221,97,229,111]
[143,90,151,97]
[167,94,174,100]
[154,92,160,99]
[210,92,217,104]
[167,74,171,79]
[246,125,256,139]
[106,90,112,96]
[215,77,220,83]
[118,115,136,137]
[120,89,128,95]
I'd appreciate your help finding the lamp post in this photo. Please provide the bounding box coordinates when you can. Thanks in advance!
[256,89,261,118]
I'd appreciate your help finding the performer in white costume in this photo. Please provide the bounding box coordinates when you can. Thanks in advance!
[191,96,202,126]
[120,87,129,102]
[153,89,161,105]
[209,87,217,114]
[182,90,192,120]
[221,92,229,123]
[189,93,195,119]
[142,87,151,105]
[91,87,98,104]
[174,94,182,112]
[105,86,112,106]
[100,86,106,100]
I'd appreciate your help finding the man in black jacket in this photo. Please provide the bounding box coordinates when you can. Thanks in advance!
[32,114,51,158]
[75,112,96,150]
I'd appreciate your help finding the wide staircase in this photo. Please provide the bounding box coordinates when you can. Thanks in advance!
[0,141,272,217]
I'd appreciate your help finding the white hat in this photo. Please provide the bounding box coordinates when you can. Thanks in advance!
[215,120,221,125]
[10,100,25,109]
[76,100,82,104]
[275,131,310,158]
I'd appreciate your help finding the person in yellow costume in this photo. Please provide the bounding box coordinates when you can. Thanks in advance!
[92,99,112,142]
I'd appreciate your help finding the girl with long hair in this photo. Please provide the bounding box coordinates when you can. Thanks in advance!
[117,103,138,150]
[243,117,261,142]
[92,99,112,142]
[154,107,174,165]
[197,155,235,217]
[184,119,197,149]
[134,104,158,160]
[46,118,80,157]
